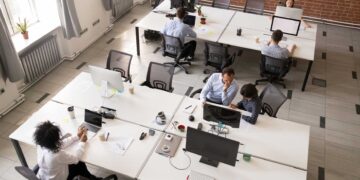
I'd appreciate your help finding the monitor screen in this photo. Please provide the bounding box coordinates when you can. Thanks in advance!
[85,109,102,127]
[186,127,240,167]
[270,16,301,36]
[88,65,124,92]
[203,104,241,128]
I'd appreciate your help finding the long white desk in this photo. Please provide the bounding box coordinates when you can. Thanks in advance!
[218,11,317,92]
[9,101,163,179]
[52,72,184,131]
[165,97,310,170]
[138,137,307,180]
[135,0,235,55]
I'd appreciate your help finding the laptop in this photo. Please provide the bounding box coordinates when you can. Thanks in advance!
[81,109,102,133]
[183,15,196,27]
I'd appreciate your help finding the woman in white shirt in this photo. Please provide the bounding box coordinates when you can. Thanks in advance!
[33,121,101,180]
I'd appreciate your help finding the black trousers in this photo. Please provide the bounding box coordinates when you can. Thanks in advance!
[182,40,197,58]
[67,161,98,180]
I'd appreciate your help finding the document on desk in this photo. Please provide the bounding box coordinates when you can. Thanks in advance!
[109,137,133,155]
[183,104,197,114]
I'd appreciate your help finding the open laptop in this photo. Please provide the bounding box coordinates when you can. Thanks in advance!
[275,6,303,20]
[81,109,102,133]
[183,15,196,27]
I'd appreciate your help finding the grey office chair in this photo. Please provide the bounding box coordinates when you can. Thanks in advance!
[162,34,191,74]
[244,0,265,15]
[106,50,132,83]
[212,0,231,9]
[203,42,235,83]
[15,166,118,180]
[255,55,292,88]
[259,83,287,118]
[141,62,175,92]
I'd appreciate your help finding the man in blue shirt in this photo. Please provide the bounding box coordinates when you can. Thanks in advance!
[230,84,261,125]
[200,68,239,106]
[160,7,197,60]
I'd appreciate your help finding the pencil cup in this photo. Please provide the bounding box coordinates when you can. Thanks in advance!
[98,133,106,141]
[67,106,75,119]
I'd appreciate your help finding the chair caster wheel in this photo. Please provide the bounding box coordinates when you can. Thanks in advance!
[185,71,189,74]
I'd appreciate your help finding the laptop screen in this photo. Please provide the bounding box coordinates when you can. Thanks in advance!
[85,109,102,127]
[271,16,301,36]
[183,15,196,26]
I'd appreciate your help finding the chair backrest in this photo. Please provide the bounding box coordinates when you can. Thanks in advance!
[259,83,287,117]
[145,62,175,92]
[204,42,229,70]
[15,166,39,180]
[212,0,231,9]
[244,0,265,15]
[162,34,184,57]
[106,50,132,81]
[262,55,290,77]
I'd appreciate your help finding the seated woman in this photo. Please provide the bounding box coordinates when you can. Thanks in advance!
[230,84,261,125]
[34,121,101,180]
[284,0,311,28]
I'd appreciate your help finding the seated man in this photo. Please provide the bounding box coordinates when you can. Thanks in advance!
[230,83,261,125]
[200,68,239,106]
[160,7,197,60]
[34,121,101,180]
[257,29,296,59]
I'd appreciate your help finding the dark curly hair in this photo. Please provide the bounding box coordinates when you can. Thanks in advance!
[240,83,258,99]
[33,121,62,153]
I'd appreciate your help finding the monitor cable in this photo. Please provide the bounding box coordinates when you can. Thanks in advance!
[169,148,191,170]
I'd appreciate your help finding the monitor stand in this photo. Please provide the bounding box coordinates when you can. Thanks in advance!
[199,156,219,167]
[100,80,115,98]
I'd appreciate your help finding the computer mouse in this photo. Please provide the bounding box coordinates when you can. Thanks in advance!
[103,112,115,119]
[189,115,195,122]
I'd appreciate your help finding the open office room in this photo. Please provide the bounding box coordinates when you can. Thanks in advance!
[0,0,359,179]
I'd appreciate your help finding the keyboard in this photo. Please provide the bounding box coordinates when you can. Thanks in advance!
[188,170,215,180]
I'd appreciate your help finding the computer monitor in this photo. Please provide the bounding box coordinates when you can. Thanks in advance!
[203,104,241,128]
[88,65,124,96]
[186,127,240,167]
[170,0,196,12]
[270,16,301,36]
[275,6,303,20]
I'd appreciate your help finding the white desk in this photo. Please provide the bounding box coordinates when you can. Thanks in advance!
[218,11,317,91]
[9,101,163,179]
[165,97,310,170]
[138,137,307,180]
[52,72,184,131]
[135,0,235,55]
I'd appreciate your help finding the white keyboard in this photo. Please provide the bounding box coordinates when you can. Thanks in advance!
[189,170,215,180]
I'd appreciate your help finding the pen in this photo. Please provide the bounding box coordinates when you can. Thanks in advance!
[105,132,110,141]
[185,105,192,109]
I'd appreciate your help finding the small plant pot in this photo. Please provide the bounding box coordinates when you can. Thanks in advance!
[22,31,29,40]
[200,17,206,24]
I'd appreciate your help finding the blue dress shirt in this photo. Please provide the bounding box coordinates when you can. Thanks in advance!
[160,18,197,44]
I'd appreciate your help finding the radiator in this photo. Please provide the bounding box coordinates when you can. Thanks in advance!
[19,35,61,85]
[112,0,133,20]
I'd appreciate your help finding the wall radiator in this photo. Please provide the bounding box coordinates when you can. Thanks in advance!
[19,35,61,85]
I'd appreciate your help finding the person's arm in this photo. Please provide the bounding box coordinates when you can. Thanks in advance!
[242,101,261,125]
[287,44,296,56]
[58,134,87,164]
[221,83,239,106]
[186,26,197,38]
[200,74,215,103]
[62,136,78,148]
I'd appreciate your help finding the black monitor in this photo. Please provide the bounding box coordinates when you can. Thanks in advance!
[203,104,241,128]
[170,0,196,12]
[186,127,240,167]
[270,16,301,36]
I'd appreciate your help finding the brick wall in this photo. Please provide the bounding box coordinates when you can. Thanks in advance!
[228,0,360,25]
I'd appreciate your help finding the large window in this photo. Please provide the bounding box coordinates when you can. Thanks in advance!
[0,0,39,34]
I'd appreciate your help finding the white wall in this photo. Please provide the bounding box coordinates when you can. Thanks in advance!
[0,68,23,116]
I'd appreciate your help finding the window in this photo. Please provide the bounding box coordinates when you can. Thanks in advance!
[0,0,39,34]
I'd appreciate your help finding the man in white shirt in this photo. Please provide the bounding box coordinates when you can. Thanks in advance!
[257,30,296,59]
[200,68,239,106]
[160,7,197,60]
[34,121,100,180]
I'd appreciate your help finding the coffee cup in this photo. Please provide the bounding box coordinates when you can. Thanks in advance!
[158,111,166,119]
[129,85,134,94]
[237,28,242,36]
[98,132,106,141]
[67,106,75,119]
[243,153,251,162]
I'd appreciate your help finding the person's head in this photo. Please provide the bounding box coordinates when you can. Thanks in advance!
[286,0,295,7]
[271,30,283,43]
[240,83,258,100]
[176,7,186,19]
[34,121,62,153]
[221,67,235,85]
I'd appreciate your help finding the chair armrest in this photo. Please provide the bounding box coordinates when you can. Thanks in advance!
[190,88,202,98]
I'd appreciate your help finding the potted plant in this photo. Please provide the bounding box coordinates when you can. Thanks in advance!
[16,18,29,40]
[195,5,203,16]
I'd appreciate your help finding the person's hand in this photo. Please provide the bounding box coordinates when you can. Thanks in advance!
[255,37,260,44]
[229,104,237,109]
[77,127,86,138]
[80,133,87,143]
[223,81,230,92]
